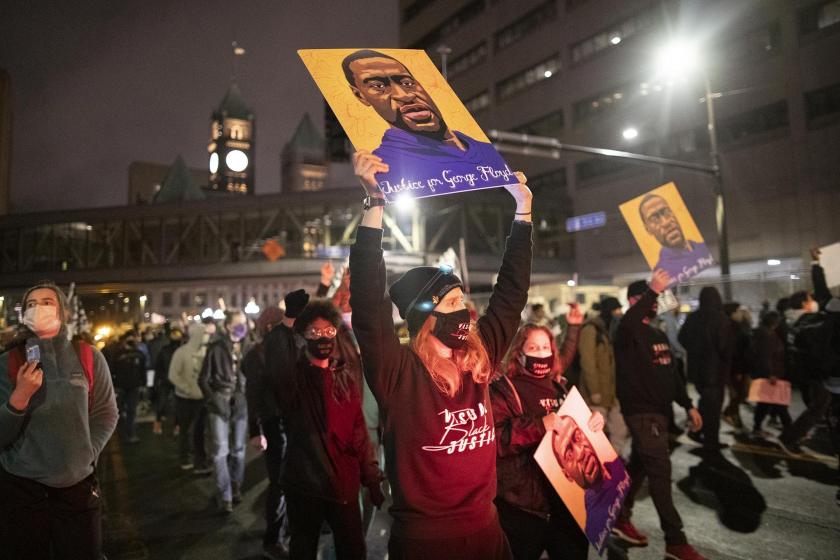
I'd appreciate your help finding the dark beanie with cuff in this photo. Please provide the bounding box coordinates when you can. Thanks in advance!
[284,289,310,319]
[627,280,650,299]
[389,266,463,337]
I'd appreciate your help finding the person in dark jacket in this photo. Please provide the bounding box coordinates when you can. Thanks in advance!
[273,299,383,560]
[490,307,599,560]
[152,327,183,435]
[349,150,532,560]
[612,271,706,560]
[198,310,249,513]
[242,305,289,559]
[112,330,148,443]
[721,303,753,431]
[751,311,792,436]
[678,286,734,452]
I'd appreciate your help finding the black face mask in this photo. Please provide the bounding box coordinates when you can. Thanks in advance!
[306,337,335,360]
[523,354,554,378]
[431,309,471,349]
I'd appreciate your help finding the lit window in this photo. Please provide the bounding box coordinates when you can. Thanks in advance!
[448,42,488,79]
[496,54,561,101]
[495,1,557,51]
[571,6,661,64]
[464,91,491,113]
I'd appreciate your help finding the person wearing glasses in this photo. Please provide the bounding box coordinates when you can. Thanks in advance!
[275,299,384,560]
[348,151,533,559]
[639,194,712,285]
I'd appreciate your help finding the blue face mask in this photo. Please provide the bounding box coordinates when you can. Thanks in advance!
[230,323,248,341]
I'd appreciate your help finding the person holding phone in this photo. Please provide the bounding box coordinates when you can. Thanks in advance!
[0,280,118,560]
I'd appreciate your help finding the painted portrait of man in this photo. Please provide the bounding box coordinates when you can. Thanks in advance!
[639,194,713,284]
[341,49,512,197]
[552,414,628,548]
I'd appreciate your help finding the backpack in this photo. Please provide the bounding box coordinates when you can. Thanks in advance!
[7,341,95,411]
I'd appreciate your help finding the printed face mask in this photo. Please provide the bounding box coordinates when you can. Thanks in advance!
[522,354,554,377]
[23,305,61,336]
[230,323,248,341]
[431,308,471,350]
[307,337,335,360]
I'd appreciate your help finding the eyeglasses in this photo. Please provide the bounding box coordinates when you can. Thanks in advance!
[304,326,337,339]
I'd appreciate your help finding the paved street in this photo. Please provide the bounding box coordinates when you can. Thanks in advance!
[99,394,840,560]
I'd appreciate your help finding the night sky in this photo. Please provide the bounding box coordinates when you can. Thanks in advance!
[0,0,398,212]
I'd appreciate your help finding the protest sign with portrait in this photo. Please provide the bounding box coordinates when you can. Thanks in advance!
[619,182,714,286]
[298,48,517,202]
[534,387,630,555]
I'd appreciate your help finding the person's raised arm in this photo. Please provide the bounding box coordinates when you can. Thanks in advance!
[556,303,583,375]
[349,151,402,401]
[811,247,832,308]
[477,173,533,365]
[623,269,669,329]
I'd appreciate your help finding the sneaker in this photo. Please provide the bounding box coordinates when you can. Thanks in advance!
[193,465,213,476]
[262,542,290,559]
[180,462,194,471]
[232,488,243,505]
[611,520,648,547]
[664,543,708,560]
[777,435,803,456]
[220,500,233,514]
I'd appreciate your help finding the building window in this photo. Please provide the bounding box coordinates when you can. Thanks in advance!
[570,4,662,64]
[719,101,789,145]
[572,84,629,125]
[495,1,557,51]
[658,127,710,158]
[496,54,561,101]
[721,21,782,61]
[528,168,567,192]
[179,292,191,308]
[513,109,564,137]
[231,125,242,140]
[448,42,488,79]
[402,0,437,23]
[575,157,634,182]
[162,291,173,307]
[464,91,491,113]
[799,0,840,35]
[410,0,486,50]
[804,82,840,123]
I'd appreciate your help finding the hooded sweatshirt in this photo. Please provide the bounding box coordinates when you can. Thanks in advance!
[0,324,118,488]
[168,323,208,400]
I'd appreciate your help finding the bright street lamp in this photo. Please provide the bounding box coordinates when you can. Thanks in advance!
[622,127,639,140]
[394,194,416,213]
[656,39,731,298]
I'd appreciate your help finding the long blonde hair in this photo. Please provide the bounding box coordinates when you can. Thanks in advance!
[410,314,491,397]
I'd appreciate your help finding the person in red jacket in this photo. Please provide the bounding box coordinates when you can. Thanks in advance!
[349,150,532,559]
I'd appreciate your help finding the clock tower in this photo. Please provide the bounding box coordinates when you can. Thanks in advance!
[208,82,255,194]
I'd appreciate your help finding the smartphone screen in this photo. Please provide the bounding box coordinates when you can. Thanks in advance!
[26,344,41,365]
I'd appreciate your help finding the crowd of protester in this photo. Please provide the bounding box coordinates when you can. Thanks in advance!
[1,158,839,560]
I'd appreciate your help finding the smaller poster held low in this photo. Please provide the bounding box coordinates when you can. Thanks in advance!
[534,387,630,555]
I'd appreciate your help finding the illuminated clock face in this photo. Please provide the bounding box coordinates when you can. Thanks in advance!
[209,152,219,174]
[226,150,249,172]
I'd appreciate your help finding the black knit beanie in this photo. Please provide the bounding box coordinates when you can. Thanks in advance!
[284,289,310,319]
[388,265,462,337]
[627,280,649,299]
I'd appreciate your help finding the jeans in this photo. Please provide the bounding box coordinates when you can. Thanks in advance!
[496,499,588,560]
[783,378,831,442]
[286,488,365,560]
[0,468,103,560]
[117,386,141,439]
[262,418,289,546]
[207,409,247,502]
[388,516,513,560]
[175,396,207,466]
[697,383,725,447]
[620,413,687,546]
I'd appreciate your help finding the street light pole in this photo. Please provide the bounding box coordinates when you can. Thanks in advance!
[703,75,732,300]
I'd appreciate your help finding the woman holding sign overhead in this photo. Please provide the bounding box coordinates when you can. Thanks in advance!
[349,150,532,559]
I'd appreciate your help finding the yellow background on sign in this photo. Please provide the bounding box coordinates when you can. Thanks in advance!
[618,182,706,269]
[298,48,489,152]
